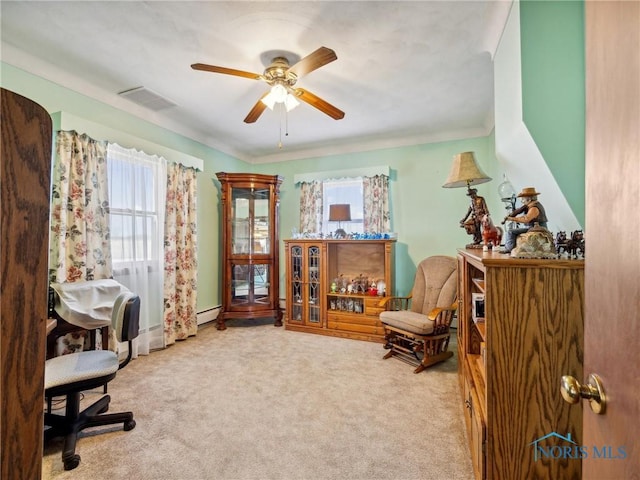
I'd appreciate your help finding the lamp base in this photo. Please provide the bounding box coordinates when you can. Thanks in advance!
[335,228,347,238]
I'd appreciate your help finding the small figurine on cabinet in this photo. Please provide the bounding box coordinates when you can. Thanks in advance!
[503,187,549,253]
[480,214,502,251]
[567,230,585,258]
[555,231,569,256]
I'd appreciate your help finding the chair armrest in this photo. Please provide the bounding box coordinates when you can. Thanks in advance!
[379,294,412,311]
[427,301,458,321]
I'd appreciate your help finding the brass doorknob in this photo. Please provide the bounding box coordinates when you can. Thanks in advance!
[561,373,606,414]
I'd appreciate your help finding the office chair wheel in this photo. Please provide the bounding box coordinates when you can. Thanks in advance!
[63,454,81,471]
[124,419,136,431]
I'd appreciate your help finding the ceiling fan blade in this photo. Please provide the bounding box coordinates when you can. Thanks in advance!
[244,93,269,123]
[191,63,262,80]
[287,47,337,78]
[294,88,345,120]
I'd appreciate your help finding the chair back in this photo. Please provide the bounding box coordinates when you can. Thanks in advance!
[410,256,457,315]
[112,293,140,368]
[112,292,141,343]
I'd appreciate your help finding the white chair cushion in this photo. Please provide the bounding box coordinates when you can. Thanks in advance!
[380,310,434,335]
[45,350,119,390]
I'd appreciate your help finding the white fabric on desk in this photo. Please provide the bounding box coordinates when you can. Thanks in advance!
[51,279,131,330]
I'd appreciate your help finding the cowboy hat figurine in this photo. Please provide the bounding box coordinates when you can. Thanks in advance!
[503,187,549,253]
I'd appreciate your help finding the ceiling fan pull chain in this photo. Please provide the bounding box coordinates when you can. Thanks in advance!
[278,103,283,149]
[285,107,290,138]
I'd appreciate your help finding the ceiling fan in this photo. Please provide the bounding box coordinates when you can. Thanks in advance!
[192,46,345,124]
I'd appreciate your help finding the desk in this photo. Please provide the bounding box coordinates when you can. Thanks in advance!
[46,318,57,336]
[46,315,108,359]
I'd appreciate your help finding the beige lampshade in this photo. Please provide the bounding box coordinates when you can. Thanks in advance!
[329,204,351,222]
[442,151,492,188]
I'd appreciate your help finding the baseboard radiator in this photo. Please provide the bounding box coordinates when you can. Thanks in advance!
[196,307,220,326]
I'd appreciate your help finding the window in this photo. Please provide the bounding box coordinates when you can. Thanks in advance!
[109,158,162,268]
[322,178,364,235]
[106,143,166,353]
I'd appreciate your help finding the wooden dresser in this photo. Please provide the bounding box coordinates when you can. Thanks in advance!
[457,249,584,480]
[284,239,395,342]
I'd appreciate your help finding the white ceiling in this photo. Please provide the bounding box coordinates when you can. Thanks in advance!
[0,1,511,163]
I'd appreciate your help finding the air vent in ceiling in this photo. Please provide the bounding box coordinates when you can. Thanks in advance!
[118,86,177,111]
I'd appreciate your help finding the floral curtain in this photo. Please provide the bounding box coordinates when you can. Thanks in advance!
[299,180,323,234]
[163,163,198,345]
[363,174,391,233]
[49,130,111,283]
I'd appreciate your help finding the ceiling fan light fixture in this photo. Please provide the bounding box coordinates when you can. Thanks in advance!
[261,83,299,112]
[284,93,300,112]
[261,93,277,110]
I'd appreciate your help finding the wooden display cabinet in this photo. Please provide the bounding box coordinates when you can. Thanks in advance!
[457,249,584,480]
[216,172,283,330]
[284,239,395,342]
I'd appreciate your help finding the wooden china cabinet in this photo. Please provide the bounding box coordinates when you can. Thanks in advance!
[216,172,283,330]
[284,238,395,342]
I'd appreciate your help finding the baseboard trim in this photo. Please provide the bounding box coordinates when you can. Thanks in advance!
[197,306,221,326]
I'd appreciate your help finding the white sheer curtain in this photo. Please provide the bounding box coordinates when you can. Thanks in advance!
[106,143,166,355]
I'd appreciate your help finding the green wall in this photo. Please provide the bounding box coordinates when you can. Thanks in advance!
[252,136,500,296]
[520,0,585,226]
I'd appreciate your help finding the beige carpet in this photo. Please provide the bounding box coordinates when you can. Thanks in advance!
[43,319,473,480]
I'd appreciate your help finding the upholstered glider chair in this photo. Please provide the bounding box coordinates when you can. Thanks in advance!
[379,256,458,373]
[44,292,140,470]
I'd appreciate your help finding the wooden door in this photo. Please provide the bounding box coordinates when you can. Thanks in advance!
[1,89,52,479]
[583,2,639,478]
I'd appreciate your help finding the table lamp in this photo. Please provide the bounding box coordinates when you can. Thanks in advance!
[442,151,492,247]
[329,204,351,237]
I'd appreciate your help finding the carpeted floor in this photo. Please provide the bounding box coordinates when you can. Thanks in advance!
[43,319,473,480]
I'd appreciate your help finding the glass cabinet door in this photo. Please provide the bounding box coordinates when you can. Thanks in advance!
[252,189,270,255]
[230,262,271,307]
[290,246,303,322]
[307,245,321,324]
[231,187,270,255]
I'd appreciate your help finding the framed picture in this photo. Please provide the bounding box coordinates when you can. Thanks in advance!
[472,293,485,322]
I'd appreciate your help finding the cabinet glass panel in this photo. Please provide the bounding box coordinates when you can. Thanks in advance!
[231,263,271,306]
[231,190,250,255]
[252,263,271,305]
[231,187,270,255]
[252,188,270,255]
[307,245,321,324]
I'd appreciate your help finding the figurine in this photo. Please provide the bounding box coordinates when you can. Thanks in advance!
[567,230,585,258]
[510,223,557,259]
[480,214,502,251]
[555,231,568,255]
[503,187,548,253]
[460,188,490,247]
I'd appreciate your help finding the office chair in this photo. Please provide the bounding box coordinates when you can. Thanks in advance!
[379,256,458,373]
[44,292,140,470]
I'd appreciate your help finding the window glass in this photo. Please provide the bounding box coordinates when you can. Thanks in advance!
[108,157,160,263]
[322,179,364,235]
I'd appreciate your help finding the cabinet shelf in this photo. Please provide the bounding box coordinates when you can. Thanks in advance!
[471,278,485,292]
[473,319,486,341]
